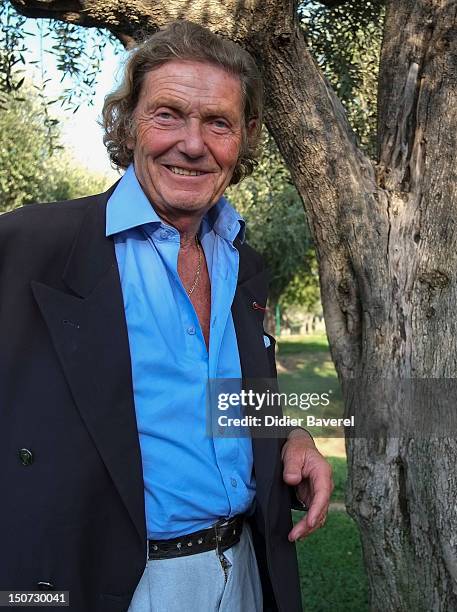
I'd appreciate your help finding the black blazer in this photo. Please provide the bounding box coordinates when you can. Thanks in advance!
[0,188,302,612]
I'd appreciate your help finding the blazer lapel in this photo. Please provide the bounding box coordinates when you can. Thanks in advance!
[232,244,281,494]
[31,200,278,542]
[232,240,271,380]
[31,192,146,545]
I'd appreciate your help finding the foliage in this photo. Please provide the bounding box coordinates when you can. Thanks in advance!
[0,4,59,147]
[279,253,321,312]
[0,0,121,114]
[227,130,319,308]
[43,19,119,112]
[0,81,111,212]
[1,0,385,158]
[45,154,112,203]
[300,0,385,158]
[0,80,57,210]
[0,0,26,103]
[0,2,113,211]
[0,0,381,307]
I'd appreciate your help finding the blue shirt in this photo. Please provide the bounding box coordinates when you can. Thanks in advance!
[106,165,255,539]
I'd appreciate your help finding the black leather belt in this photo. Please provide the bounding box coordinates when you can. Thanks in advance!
[148,515,244,560]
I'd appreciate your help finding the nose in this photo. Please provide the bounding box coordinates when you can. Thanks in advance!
[177,118,206,159]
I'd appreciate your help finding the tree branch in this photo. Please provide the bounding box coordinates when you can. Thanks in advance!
[9,0,269,41]
[9,0,384,375]
[250,9,385,375]
[316,0,354,6]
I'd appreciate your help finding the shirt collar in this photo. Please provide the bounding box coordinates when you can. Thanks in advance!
[106,164,245,244]
[204,197,245,244]
[106,164,161,236]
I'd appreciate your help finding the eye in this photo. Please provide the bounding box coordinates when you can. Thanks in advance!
[210,118,231,131]
[151,107,180,124]
[156,111,174,120]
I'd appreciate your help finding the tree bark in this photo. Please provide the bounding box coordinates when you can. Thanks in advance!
[8,0,457,609]
[347,1,457,609]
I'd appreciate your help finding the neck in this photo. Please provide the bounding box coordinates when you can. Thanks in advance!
[153,209,203,249]
[178,228,199,249]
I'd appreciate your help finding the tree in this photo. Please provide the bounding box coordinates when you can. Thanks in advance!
[228,130,319,328]
[300,1,383,157]
[227,133,319,335]
[0,82,58,210]
[4,0,457,609]
[0,79,111,211]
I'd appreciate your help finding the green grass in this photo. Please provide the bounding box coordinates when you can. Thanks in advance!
[295,511,369,611]
[278,333,368,610]
[277,333,344,437]
[294,456,367,611]
[327,456,347,503]
[278,332,330,355]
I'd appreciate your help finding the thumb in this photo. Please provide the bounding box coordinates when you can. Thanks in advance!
[283,455,303,485]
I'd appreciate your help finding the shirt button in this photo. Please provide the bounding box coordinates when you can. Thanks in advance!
[160,229,169,239]
[230,478,237,488]
[187,326,196,335]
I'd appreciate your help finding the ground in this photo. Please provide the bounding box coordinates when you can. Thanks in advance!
[278,334,368,611]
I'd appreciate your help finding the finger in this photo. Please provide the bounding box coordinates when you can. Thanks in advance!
[282,449,305,486]
[288,511,327,542]
[288,515,310,542]
[306,488,332,529]
[295,484,311,510]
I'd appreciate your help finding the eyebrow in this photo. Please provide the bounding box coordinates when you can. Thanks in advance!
[147,97,188,111]
[147,97,240,123]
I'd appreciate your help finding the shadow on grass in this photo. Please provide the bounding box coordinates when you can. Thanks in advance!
[280,335,368,610]
[277,335,344,437]
[295,510,369,612]
[278,333,330,355]
[279,341,331,354]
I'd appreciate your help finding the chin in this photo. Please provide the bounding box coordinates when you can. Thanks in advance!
[166,195,216,212]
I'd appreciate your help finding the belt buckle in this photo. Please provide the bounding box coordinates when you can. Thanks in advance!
[214,517,227,556]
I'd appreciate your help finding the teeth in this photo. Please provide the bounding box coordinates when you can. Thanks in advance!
[169,166,205,176]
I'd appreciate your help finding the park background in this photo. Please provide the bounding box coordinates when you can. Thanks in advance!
[0,4,370,606]
[2,0,454,610]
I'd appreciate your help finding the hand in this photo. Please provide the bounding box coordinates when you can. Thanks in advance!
[281,428,334,542]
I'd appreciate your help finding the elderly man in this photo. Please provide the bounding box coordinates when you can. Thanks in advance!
[0,20,333,612]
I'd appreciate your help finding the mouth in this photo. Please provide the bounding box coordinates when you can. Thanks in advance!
[164,165,209,177]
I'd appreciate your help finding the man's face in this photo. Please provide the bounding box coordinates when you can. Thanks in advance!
[129,59,247,221]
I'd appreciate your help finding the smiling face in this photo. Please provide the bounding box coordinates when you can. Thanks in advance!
[128,59,250,226]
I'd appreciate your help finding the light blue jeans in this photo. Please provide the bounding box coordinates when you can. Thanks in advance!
[127,522,263,612]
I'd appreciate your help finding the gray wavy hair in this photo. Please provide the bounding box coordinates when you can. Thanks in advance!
[102,20,264,185]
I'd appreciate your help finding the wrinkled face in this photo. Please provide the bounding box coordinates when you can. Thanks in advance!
[128,59,251,222]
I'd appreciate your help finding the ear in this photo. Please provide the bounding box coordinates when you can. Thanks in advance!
[246,117,258,140]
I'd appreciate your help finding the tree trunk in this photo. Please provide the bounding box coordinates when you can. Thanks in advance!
[9,0,457,608]
[346,2,457,609]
